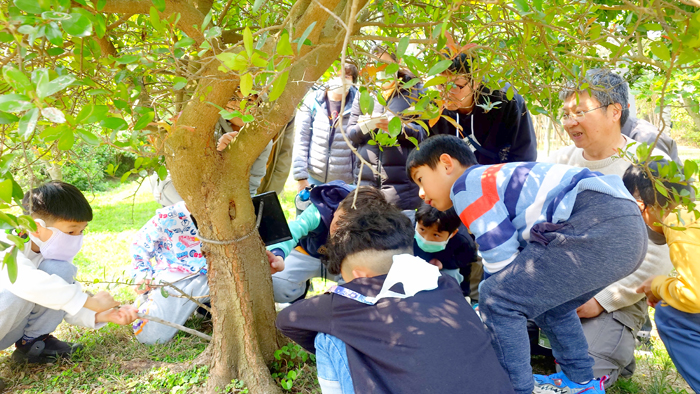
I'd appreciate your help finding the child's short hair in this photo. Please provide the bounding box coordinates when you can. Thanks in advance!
[406,135,478,181]
[22,181,93,223]
[415,204,461,233]
[322,203,413,275]
[337,186,391,213]
[622,160,692,208]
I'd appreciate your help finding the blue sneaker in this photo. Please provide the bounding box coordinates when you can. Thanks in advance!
[533,372,608,393]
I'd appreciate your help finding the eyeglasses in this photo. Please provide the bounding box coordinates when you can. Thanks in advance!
[560,104,609,123]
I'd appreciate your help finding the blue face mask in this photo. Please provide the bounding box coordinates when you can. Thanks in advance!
[414,231,448,253]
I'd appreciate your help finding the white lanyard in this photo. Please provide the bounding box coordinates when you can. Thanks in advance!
[456,112,478,152]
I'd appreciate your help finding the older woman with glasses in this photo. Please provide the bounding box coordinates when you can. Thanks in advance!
[543,69,673,388]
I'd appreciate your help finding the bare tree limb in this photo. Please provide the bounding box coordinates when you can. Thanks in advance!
[137,312,212,341]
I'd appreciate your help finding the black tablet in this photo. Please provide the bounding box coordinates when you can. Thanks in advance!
[252,191,293,246]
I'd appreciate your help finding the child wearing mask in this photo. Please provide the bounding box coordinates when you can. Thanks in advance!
[413,203,477,287]
[0,182,137,370]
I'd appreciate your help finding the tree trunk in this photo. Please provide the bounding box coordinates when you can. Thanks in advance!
[161,1,369,391]
[682,96,700,131]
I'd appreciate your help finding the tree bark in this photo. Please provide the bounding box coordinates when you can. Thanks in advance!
[160,0,368,391]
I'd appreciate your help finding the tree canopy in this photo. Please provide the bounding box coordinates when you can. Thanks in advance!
[1,0,699,391]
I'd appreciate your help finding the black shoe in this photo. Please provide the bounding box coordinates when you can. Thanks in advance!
[11,335,82,364]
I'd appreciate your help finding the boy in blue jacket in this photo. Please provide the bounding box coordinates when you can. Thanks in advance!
[269,182,392,303]
[406,135,647,394]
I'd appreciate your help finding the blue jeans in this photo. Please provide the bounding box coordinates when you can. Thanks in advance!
[315,333,355,394]
[478,191,647,394]
[655,303,700,392]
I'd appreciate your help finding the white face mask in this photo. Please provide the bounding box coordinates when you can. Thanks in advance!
[28,218,84,261]
[328,77,351,96]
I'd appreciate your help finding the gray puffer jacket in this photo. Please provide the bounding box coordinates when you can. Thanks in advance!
[292,87,358,184]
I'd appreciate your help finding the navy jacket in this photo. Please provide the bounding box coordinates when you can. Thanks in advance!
[430,86,537,164]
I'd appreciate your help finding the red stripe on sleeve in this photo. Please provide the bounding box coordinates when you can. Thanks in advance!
[459,164,505,226]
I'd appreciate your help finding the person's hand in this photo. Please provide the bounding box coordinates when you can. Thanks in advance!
[84,291,120,313]
[375,117,389,131]
[636,276,662,308]
[217,131,239,151]
[576,298,604,319]
[95,305,139,325]
[266,250,285,274]
[428,258,443,269]
[297,179,310,193]
[134,278,152,295]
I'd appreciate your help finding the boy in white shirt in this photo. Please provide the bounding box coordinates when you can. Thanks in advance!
[0,181,136,373]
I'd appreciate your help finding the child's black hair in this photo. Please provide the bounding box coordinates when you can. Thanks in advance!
[406,135,478,181]
[322,203,413,276]
[415,204,461,234]
[22,181,93,223]
[622,160,692,208]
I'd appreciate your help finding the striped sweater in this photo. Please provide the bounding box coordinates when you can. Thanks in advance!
[450,162,635,274]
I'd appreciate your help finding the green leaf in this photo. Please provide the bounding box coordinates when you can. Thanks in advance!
[252,0,265,12]
[17,215,36,233]
[388,116,402,138]
[173,76,187,90]
[61,12,93,37]
[39,74,75,98]
[4,246,18,283]
[397,37,409,59]
[101,117,128,130]
[513,0,529,12]
[75,128,101,145]
[2,66,33,92]
[650,41,671,62]
[297,22,316,52]
[268,70,288,102]
[152,0,165,12]
[240,73,253,97]
[133,111,155,130]
[76,104,109,124]
[160,286,169,298]
[506,85,514,100]
[6,234,25,250]
[57,130,74,150]
[243,27,254,58]
[0,94,34,112]
[423,75,447,88]
[18,107,39,139]
[149,6,165,33]
[14,0,43,14]
[41,107,66,123]
[200,9,212,32]
[0,179,13,203]
[0,111,19,124]
[174,37,195,49]
[427,59,452,76]
[204,26,222,40]
[276,31,294,56]
[684,159,697,181]
[42,11,71,21]
[157,165,167,181]
[360,89,374,114]
[96,0,106,10]
[654,179,669,198]
[116,54,140,64]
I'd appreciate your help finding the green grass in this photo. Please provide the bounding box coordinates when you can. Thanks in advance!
[0,177,694,393]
